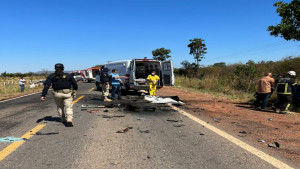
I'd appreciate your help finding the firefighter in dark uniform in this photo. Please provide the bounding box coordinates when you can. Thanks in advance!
[41,63,78,127]
[272,71,297,114]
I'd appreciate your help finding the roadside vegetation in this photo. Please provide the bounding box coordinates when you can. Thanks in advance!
[0,76,46,101]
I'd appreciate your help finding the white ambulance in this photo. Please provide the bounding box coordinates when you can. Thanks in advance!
[102,59,174,91]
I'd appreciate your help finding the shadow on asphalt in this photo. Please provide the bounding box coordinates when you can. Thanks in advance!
[36,116,61,123]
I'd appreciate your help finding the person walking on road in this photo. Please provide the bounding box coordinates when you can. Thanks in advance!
[19,77,26,92]
[272,71,297,114]
[147,71,160,96]
[100,67,112,102]
[41,63,78,127]
[254,73,274,110]
[110,69,125,100]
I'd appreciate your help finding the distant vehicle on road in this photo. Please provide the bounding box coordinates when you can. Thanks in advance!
[70,70,85,81]
[101,59,174,91]
[86,68,100,83]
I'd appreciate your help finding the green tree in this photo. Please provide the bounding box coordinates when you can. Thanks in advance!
[152,48,171,61]
[213,62,226,67]
[267,0,300,41]
[187,38,207,68]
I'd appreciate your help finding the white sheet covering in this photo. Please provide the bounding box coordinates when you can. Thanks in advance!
[144,96,184,105]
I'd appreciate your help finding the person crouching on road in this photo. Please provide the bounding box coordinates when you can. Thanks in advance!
[147,71,160,97]
[19,77,26,92]
[110,69,125,100]
[272,71,297,114]
[100,67,112,102]
[254,73,274,110]
[41,63,78,127]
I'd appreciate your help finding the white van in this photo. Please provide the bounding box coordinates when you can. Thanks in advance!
[102,59,174,91]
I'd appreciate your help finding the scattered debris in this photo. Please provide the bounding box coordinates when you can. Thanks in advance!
[143,106,156,111]
[102,115,125,118]
[116,127,133,133]
[137,117,146,121]
[167,119,179,122]
[213,118,221,123]
[126,103,140,111]
[0,137,26,142]
[173,124,185,127]
[36,132,59,135]
[199,133,205,135]
[239,131,247,134]
[147,155,151,159]
[103,110,109,112]
[81,105,105,108]
[268,118,273,121]
[87,110,100,113]
[138,128,150,133]
[144,96,184,105]
[268,142,280,148]
[258,140,266,143]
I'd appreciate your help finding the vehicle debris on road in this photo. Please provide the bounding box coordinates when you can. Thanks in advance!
[36,132,59,135]
[167,119,179,122]
[102,115,125,118]
[0,137,26,142]
[87,110,101,113]
[144,95,184,105]
[116,127,133,133]
[173,124,185,127]
[268,142,280,148]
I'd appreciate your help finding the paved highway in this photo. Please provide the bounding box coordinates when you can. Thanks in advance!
[0,83,296,169]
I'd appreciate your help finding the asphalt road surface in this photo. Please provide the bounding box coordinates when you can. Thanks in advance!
[0,83,296,169]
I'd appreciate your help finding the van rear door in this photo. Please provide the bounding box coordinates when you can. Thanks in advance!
[161,60,174,86]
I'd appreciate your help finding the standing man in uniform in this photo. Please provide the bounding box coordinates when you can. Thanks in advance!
[100,67,112,102]
[147,71,160,97]
[41,63,78,127]
[273,71,297,114]
[254,73,274,110]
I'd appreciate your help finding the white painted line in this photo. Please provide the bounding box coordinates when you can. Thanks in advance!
[169,105,294,169]
[0,92,41,103]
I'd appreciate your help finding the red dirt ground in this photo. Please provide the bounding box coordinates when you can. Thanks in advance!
[157,86,300,166]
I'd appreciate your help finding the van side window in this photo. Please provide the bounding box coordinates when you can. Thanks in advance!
[163,63,171,71]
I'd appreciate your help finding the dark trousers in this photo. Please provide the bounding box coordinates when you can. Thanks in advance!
[20,84,25,92]
[275,94,292,112]
[111,84,121,99]
[255,93,271,109]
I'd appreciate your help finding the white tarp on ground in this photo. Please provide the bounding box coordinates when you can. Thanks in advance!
[144,96,184,105]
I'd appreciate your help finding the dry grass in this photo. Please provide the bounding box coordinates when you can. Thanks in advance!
[0,76,46,101]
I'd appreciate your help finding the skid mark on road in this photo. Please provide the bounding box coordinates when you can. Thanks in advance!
[169,105,294,169]
[0,124,46,162]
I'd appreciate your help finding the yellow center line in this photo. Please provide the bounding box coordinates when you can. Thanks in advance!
[169,105,294,169]
[0,95,85,163]
[0,124,46,162]
[88,88,94,92]
[72,95,84,104]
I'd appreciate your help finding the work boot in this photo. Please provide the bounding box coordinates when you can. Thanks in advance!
[104,97,112,102]
[60,117,66,123]
[66,117,73,127]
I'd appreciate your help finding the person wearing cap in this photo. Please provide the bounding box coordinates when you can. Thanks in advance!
[41,63,78,127]
[272,71,297,114]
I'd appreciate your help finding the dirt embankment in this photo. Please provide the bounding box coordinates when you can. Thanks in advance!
[157,86,300,165]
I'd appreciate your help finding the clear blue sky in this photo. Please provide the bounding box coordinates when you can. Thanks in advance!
[0,0,299,73]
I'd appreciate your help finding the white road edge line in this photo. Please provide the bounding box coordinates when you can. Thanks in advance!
[169,104,294,169]
[0,92,41,103]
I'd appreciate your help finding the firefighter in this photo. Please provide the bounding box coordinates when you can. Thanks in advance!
[272,71,297,114]
[147,71,160,96]
[41,63,78,127]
